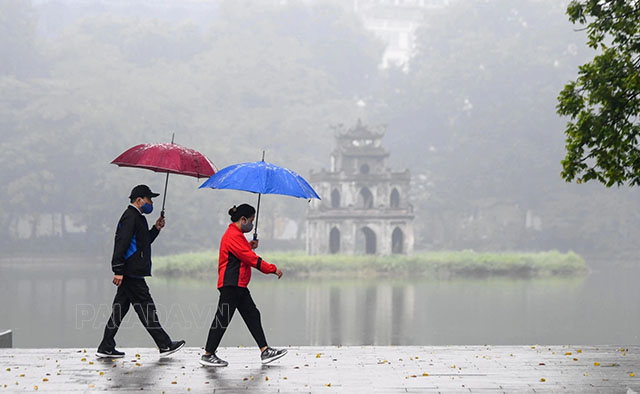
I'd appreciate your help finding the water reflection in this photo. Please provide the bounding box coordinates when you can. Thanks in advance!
[1,260,640,348]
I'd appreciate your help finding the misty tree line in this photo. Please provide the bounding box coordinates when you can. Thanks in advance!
[1,0,638,258]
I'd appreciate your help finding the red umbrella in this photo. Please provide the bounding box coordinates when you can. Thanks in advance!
[111,135,216,216]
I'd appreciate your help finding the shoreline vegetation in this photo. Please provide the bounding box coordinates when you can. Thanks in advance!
[153,250,587,279]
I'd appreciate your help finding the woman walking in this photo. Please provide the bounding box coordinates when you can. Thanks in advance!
[200,204,287,367]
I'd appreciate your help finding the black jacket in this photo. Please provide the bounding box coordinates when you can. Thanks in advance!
[111,205,160,277]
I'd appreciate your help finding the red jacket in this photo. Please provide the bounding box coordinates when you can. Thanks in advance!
[217,223,277,288]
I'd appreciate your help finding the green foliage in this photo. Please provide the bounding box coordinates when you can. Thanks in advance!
[0,0,383,253]
[153,250,587,279]
[557,0,640,186]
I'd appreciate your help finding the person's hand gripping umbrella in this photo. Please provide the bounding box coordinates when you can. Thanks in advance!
[111,134,217,217]
[198,152,320,240]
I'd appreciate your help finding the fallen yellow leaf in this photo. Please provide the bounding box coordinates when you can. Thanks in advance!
[631,373,635,377]
[34,385,38,390]
[88,384,94,388]
[265,376,269,381]
[594,362,600,366]
[42,378,48,382]
[565,352,572,355]
[540,378,546,382]
[99,372,104,376]
[577,349,582,353]
[423,373,429,376]
[316,353,321,358]
[81,358,87,362]
[326,383,331,387]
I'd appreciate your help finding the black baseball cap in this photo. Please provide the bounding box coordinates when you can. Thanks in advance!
[129,184,160,200]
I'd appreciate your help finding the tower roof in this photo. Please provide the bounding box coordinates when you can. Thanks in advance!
[333,119,386,140]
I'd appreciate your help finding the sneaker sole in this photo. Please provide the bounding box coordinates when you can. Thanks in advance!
[95,352,124,358]
[262,349,288,365]
[159,342,185,358]
[199,359,228,367]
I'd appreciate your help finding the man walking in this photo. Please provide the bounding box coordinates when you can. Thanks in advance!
[96,184,185,358]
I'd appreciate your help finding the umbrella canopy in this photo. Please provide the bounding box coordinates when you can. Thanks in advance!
[111,142,216,178]
[198,160,319,199]
[111,140,216,216]
[199,159,320,240]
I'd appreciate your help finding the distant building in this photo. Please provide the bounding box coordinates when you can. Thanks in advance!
[306,120,414,255]
[353,0,452,69]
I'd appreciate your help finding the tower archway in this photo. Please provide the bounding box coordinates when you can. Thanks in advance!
[392,227,404,254]
[361,227,377,254]
[329,227,340,254]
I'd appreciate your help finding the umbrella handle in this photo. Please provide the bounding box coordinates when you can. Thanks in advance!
[160,133,175,219]
[252,150,265,240]
[161,171,169,218]
[253,192,261,241]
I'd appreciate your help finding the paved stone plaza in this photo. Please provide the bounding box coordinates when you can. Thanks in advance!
[1,346,640,393]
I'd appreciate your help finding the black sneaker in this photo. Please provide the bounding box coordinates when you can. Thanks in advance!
[261,347,287,364]
[199,352,228,367]
[95,348,125,358]
[159,340,185,358]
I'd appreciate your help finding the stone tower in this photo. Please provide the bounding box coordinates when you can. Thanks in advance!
[306,120,414,255]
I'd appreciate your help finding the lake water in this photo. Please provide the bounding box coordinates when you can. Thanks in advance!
[1,258,638,349]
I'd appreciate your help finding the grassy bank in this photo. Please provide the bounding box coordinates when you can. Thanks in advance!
[153,250,587,279]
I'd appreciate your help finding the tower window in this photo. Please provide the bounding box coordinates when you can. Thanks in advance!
[358,187,374,209]
[331,189,341,209]
[390,188,400,208]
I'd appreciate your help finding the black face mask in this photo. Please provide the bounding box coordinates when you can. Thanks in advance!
[240,218,254,233]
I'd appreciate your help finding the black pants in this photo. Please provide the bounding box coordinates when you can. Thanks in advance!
[205,286,268,353]
[99,277,171,350]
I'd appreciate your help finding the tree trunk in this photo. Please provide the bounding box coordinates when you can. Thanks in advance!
[61,213,67,237]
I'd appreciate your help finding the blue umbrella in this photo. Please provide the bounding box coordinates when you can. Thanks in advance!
[199,155,320,240]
